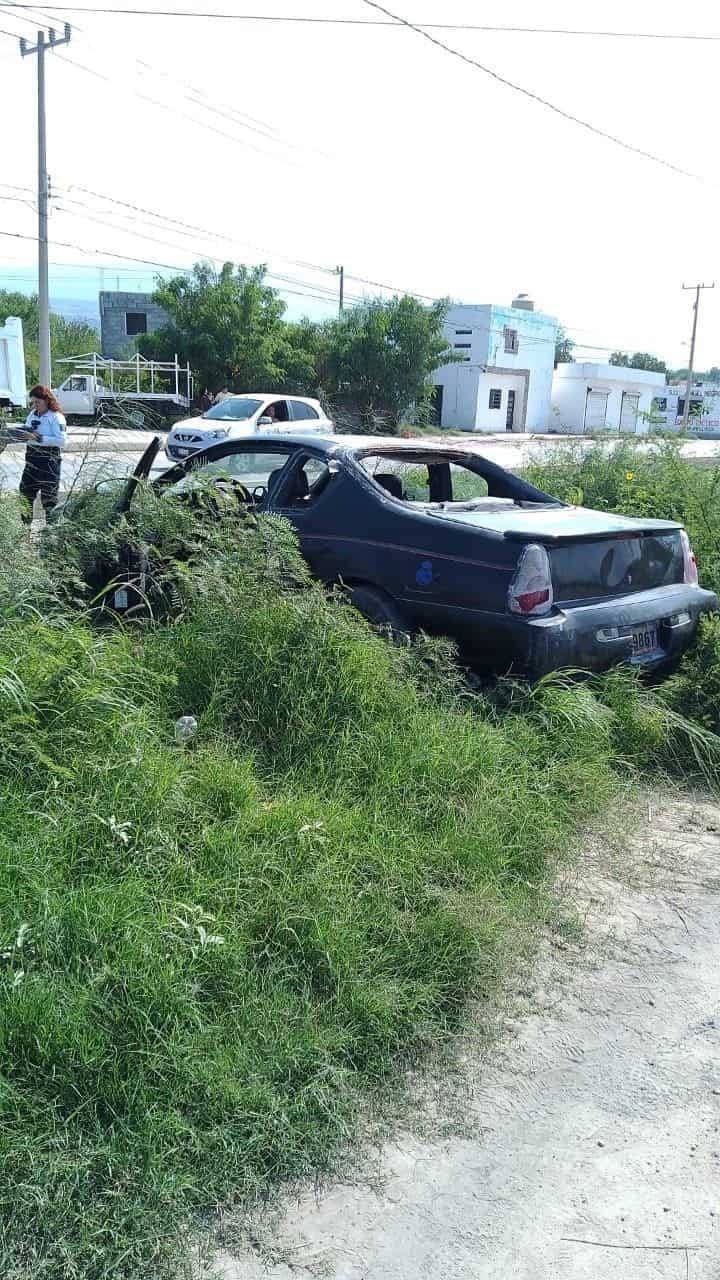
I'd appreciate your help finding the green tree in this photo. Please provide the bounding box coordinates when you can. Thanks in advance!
[317,295,456,431]
[554,325,574,365]
[138,261,319,395]
[0,290,98,386]
[610,351,667,373]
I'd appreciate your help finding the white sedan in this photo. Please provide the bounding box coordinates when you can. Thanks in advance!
[165,393,333,461]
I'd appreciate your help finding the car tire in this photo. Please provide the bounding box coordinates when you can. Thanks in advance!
[347,583,410,641]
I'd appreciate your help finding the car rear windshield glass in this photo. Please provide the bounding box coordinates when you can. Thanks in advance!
[203,397,263,421]
[359,454,490,504]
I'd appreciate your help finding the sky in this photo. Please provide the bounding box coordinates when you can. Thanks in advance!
[0,0,718,367]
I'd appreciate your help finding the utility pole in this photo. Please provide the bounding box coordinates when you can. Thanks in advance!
[19,23,72,386]
[681,282,715,430]
[336,264,344,316]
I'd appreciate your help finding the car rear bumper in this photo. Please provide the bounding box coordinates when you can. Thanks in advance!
[406,585,717,676]
[519,585,717,676]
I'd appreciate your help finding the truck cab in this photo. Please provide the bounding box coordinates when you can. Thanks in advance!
[55,374,109,417]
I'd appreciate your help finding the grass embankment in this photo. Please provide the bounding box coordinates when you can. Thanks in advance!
[0,446,717,1277]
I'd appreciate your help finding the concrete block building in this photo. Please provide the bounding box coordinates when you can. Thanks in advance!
[431,295,558,433]
[654,382,720,433]
[99,291,169,358]
[551,363,666,434]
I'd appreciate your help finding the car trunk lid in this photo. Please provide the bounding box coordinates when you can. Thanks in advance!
[433,503,685,602]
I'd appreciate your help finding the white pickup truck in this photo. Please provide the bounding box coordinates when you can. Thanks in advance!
[54,353,194,424]
[0,316,27,411]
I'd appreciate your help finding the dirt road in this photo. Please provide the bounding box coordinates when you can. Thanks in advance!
[218,796,720,1280]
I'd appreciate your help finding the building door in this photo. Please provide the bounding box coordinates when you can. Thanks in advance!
[584,390,609,431]
[506,389,516,431]
[431,384,444,427]
[620,392,640,433]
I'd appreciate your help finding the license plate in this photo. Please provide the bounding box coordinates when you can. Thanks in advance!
[630,624,658,658]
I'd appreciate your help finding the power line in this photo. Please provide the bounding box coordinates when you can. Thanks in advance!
[0,229,362,308]
[0,6,718,39]
[362,0,700,181]
[4,0,318,159]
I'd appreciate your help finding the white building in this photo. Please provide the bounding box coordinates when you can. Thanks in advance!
[655,382,720,434]
[550,362,665,434]
[431,295,558,433]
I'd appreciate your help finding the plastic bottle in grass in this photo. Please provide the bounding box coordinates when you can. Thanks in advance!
[174,716,198,746]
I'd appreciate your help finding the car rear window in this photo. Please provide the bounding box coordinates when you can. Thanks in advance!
[551,533,684,601]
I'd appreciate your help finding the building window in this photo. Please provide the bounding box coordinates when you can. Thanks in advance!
[455,328,472,335]
[504,327,519,354]
[677,398,703,418]
[454,343,471,348]
[652,397,668,412]
[489,388,502,409]
[125,312,148,336]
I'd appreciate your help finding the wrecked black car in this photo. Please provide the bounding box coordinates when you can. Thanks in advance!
[55,433,717,677]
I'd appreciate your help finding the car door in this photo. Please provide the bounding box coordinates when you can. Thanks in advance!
[288,399,324,432]
[267,450,415,595]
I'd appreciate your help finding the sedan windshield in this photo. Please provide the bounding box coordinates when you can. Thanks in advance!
[202,397,263,422]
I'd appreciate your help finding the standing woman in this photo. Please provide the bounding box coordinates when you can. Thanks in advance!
[18,384,66,523]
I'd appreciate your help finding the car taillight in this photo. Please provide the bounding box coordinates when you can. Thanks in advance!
[508,543,554,616]
[680,529,699,585]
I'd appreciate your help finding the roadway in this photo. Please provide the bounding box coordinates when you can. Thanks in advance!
[3,429,720,497]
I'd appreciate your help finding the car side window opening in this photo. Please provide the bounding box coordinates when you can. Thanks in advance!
[274,456,332,508]
[167,450,293,497]
[263,400,290,423]
[360,455,492,505]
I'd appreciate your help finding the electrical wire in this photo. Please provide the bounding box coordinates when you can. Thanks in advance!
[0,1,323,167]
[0,229,356,307]
[52,49,308,170]
[0,6,718,39]
[64,185,337,275]
[7,0,303,145]
[56,184,449,303]
[361,0,700,180]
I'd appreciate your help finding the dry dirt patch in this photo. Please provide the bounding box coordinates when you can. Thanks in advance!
[215,795,720,1280]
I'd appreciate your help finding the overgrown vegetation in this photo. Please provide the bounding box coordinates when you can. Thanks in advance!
[138,260,458,430]
[1,445,720,1277]
[525,438,720,593]
[525,438,720,735]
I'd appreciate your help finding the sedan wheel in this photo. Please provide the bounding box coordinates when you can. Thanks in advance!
[348,584,410,641]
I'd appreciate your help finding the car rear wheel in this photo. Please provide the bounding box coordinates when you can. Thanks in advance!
[347,583,410,640]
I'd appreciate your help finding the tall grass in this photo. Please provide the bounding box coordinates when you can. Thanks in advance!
[0,469,716,1278]
[525,439,720,737]
[525,437,720,594]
